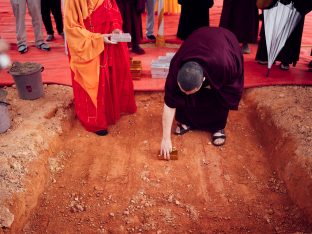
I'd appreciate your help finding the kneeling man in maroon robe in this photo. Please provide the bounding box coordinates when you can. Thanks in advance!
[160,27,244,158]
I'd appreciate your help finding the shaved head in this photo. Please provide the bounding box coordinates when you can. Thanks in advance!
[177,61,204,93]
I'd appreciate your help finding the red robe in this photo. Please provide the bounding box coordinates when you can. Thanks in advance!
[69,0,136,132]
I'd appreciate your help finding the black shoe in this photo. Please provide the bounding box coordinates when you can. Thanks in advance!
[257,60,268,65]
[36,42,50,51]
[17,44,28,54]
[132,45,145,55]
[146,35,156,40]
[280,63,289,71]
[95,130,108,136]
[242,43,250,54]
[46,34,54,41]
[59,32,65,39]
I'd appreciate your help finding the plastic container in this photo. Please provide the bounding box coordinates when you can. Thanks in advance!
[0,89,10,133]
[150,53,175,79]
[151,60,170,78]
[9,62,44,100]
[166,52,175,58]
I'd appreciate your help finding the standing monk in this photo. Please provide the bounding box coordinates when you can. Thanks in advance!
[256,0,307,70]
[177,0,214,40]
[220,0,259,54]
[64,0,137,136]
[160,27,244,158]
[41,0,64,41]
[116,0,145,54]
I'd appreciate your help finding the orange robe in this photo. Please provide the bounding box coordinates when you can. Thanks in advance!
[64,0,136,132]
[156,0,181,14]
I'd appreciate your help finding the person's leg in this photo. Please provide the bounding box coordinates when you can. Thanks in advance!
[41,0,54,39]
[51,0,64,35]
[242,43,250,54]
[27,0,50,50]
[10,0,27,52]
[177,4,188,40]
[116,0,132,47]
[146,0,156,39]
[278,17,305,70]
[255,21,268,64]
[131,4,145,54]
[219,0,233,28]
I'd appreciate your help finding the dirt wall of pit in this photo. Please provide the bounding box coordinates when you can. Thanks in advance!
[244,87,312,223]
[3,137,70,234]
[0,85,74,233]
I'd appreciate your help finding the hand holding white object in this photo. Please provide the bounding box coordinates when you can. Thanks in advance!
[102,34,117,44]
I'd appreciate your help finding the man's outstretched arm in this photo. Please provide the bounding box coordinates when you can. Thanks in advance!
[160,103,176,159]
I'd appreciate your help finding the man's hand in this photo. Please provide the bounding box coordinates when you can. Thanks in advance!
[160,137,172,160]
[102,34,117,44]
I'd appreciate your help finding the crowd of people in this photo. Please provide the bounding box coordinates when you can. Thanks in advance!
[8,0,311,63]
[2,0,312,158]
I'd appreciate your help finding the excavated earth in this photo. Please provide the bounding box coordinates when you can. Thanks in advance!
[0,85,312,233]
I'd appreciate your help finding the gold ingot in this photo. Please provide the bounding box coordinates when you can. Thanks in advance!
[157,147,178,160]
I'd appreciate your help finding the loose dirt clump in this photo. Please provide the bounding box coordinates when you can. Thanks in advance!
[9,62,42,76]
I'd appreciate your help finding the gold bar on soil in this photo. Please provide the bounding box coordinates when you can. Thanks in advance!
[157,147,178,160]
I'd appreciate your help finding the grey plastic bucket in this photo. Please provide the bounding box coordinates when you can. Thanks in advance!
[0,89,11,133]
[9,63,44,100]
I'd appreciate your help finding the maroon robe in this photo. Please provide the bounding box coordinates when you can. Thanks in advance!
[220,0,259,44]
[165,27,244,132]
[116,0,143,47]
[177,0,214,40]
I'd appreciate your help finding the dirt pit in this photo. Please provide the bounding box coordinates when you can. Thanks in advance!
[0,85,312,233]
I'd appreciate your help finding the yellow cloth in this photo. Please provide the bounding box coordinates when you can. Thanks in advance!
[64,0,105,106]
[156,0,181,14]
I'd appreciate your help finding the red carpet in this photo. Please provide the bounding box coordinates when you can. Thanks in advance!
[0,0,312,90]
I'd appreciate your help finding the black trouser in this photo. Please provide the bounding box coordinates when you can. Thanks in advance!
[41,0,63,35]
